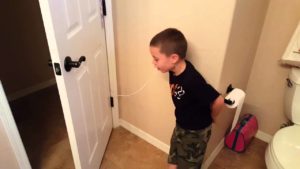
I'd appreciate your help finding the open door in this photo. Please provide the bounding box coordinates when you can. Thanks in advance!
[38,0,113,169]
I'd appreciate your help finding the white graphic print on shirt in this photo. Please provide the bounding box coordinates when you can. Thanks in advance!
[170,84,185,100]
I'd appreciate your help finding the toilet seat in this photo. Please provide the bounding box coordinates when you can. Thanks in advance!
[270,125,300,169]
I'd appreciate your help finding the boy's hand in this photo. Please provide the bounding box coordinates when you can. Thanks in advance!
[211,95,225,123]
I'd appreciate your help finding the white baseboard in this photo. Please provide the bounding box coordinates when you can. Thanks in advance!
[255,130,273,143]
[7,78,56,101]
[201,138,224,169]
[119,119,170,153]
[119,119,225,168]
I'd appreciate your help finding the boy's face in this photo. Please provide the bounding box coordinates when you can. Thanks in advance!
[150,46,177,73]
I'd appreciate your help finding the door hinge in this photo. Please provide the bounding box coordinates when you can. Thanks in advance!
[102,0,107,16]
[110,96,114,107]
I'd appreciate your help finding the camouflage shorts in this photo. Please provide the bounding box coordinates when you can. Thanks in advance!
[168,124,212,169]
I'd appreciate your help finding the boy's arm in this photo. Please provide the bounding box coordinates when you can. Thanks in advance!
[211,95,225,123]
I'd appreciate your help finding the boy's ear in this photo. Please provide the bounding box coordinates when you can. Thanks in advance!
[170,53,180,63]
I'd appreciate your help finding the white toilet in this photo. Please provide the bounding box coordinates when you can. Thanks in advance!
[265,68,300,169]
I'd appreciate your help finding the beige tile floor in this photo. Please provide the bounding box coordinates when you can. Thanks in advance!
[100,127,268,169]
[100,127,168,169]
[209,138,267,169]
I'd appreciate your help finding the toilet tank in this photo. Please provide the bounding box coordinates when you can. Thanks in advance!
[281,22,300,67]
[285,68,300,124]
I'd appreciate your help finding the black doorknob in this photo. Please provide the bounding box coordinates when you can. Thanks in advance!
[64,56,86,72]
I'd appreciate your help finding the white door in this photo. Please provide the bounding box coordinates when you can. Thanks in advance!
[39,0,113,169]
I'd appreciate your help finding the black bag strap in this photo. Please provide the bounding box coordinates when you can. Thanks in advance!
[232,114,253,150]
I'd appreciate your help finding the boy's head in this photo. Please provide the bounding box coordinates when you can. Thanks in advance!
[149,28,187,73]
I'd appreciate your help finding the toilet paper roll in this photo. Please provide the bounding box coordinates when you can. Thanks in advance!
[225,88,246,131]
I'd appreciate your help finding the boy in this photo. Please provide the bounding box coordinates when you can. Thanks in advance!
[149,28,224,169]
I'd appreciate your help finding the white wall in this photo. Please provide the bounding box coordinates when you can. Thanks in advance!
[112,0,275,163]
[244,0,300,135]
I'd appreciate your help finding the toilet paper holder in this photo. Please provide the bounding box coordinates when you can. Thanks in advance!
[225,98,235,105]
[224,84,235,105]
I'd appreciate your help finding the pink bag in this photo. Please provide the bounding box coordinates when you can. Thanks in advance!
[225,114,258,152]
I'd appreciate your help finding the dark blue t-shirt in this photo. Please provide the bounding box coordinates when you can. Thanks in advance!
[169,60,220,130]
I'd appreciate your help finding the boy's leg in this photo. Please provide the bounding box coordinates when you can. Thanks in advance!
[168,126,179,166]
[176,125,212,169]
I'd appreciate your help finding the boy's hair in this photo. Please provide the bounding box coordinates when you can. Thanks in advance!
[150,28,187,59]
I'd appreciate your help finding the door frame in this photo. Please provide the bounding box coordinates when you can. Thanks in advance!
[104,0,119,128]
[0,81,31,169]
[2,0,119,168]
